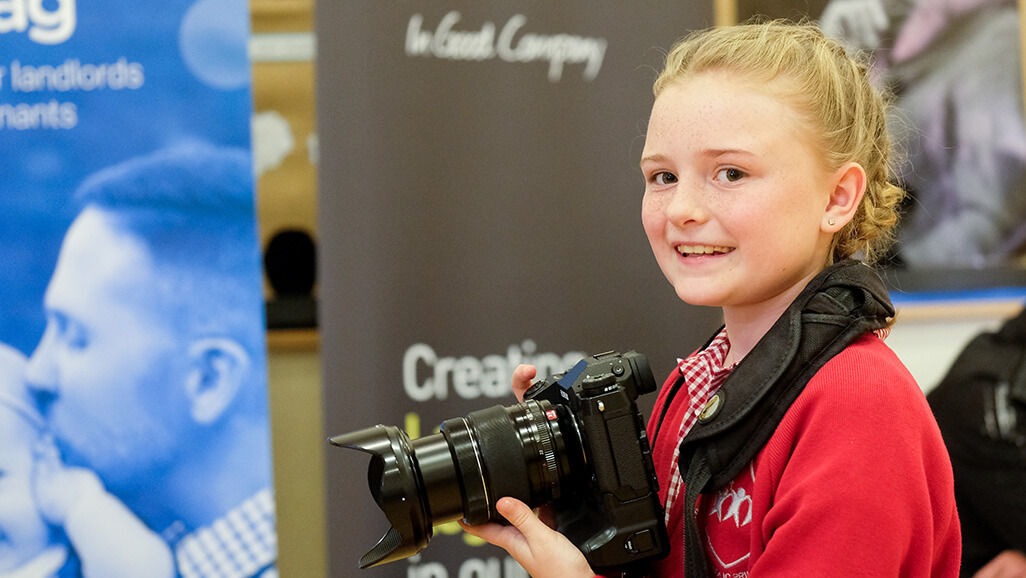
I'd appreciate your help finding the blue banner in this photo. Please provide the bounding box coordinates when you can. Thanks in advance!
[0,0,275,576]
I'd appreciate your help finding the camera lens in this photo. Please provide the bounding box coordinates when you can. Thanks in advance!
[442,399,574,524]
[329,399,582,568]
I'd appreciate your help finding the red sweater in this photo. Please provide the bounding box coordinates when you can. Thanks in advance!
[645,334,961,577]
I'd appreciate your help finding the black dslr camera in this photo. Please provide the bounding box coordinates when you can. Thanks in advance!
[329,350,669,575]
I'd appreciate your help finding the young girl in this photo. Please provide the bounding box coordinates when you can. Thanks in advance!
[462,20,961,577]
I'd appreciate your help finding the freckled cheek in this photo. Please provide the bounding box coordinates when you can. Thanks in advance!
[641,198,665,239]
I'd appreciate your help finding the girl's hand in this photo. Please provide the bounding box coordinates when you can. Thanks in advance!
[974,550,1026,578]
[512,364,537,402]
[460,497,595,578]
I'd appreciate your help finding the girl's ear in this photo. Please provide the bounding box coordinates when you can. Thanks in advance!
[823,162,866,232]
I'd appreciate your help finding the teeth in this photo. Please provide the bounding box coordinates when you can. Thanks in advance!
[678,245,731,256]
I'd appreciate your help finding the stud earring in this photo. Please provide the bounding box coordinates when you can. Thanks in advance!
[828,218,836,226]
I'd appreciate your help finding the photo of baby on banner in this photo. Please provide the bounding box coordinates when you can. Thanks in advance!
[0,146,277,578]
[0,342,173,577]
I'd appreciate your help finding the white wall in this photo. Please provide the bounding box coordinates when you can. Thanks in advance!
[887,300,1024,394]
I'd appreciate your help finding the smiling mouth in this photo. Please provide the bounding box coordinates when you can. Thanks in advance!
[677,244,733,257]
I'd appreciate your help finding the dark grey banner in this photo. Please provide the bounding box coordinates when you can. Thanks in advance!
[315,3,719,577]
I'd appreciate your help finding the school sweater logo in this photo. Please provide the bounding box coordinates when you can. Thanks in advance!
[706,464,755,574]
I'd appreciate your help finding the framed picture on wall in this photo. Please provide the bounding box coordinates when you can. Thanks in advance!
[730,0,1026,304]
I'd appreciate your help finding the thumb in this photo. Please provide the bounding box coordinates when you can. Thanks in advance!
[512,365,537,402]
[492,497,595,578]
[496,497,543,536]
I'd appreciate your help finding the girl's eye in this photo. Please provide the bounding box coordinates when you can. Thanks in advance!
[715,167,746,183]
[653,171,678,186]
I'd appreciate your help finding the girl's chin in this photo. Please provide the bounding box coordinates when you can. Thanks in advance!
[671,285,728,308]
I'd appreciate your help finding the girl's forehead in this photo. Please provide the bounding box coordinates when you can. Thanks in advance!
[645,73,826,167]
[651,74,800,131]
[664,69,795,102]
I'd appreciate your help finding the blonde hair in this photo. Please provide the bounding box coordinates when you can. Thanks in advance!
[654,19,904,265]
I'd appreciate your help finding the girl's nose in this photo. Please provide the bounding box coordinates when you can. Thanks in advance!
[665,186,708,228]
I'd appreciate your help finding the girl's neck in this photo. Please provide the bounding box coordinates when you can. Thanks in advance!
[722,309,779,367]
[721,269,822,366]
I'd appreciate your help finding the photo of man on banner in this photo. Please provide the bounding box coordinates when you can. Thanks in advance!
[18,144,276,578]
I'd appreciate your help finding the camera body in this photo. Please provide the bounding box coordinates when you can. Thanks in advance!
[523,350,669,571]
[329,350,668,574]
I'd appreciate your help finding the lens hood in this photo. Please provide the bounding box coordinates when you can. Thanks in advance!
[328,425,431,568]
